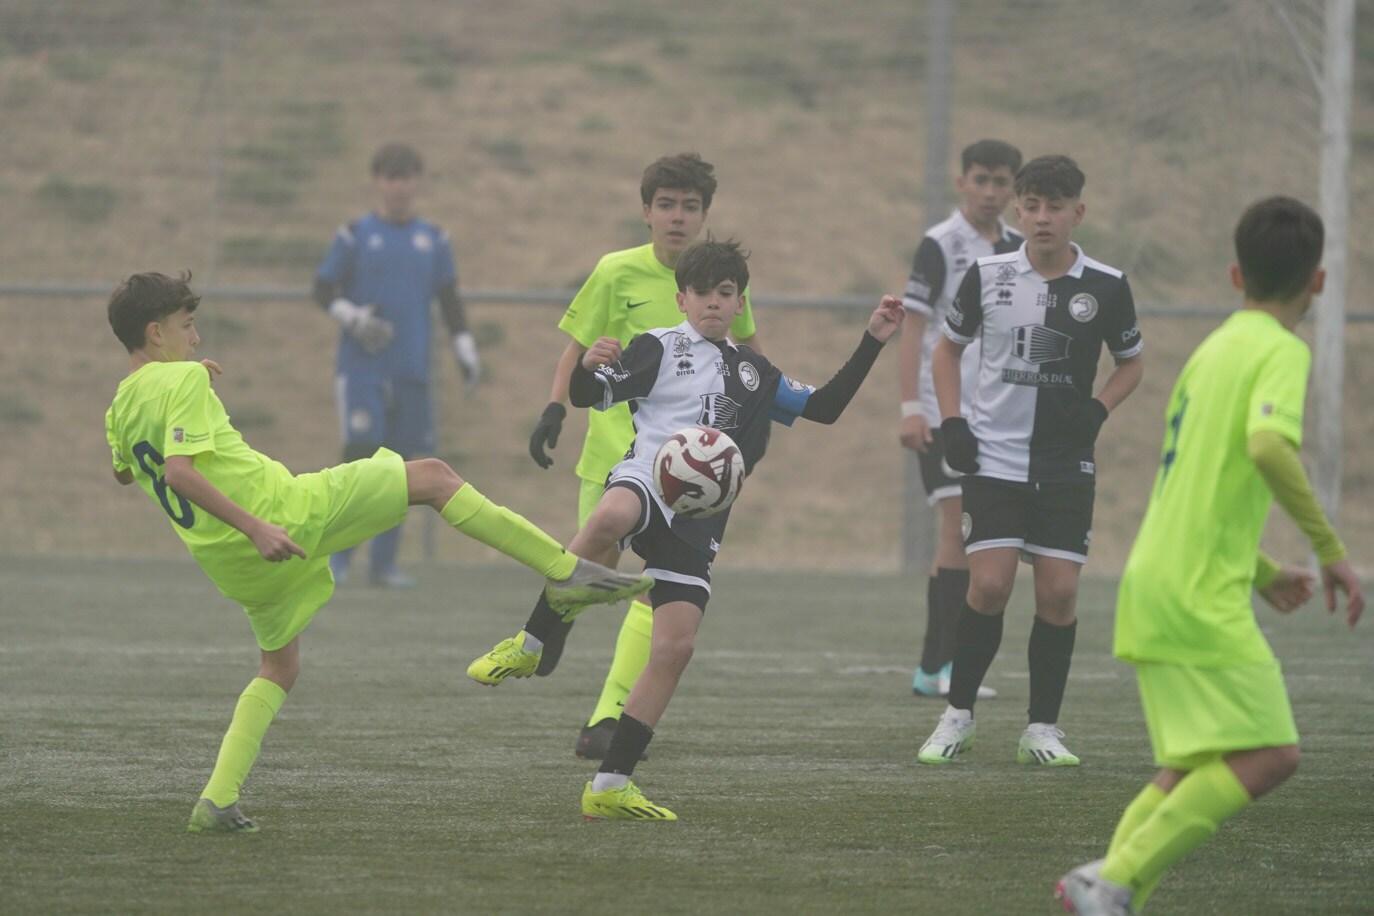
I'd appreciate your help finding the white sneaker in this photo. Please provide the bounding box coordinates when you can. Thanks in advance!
[912,663,998,699]
[1055,859,1133,914]
[1017,722,1081,766]
[917,706,975,764]
[544,558,654,619]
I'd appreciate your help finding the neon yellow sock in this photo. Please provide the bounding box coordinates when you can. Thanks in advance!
[1106,783,1167,909]
[440,483,576,580]
[1101,759,1252,899]
[201,677,287,807]
[588,599,654,724]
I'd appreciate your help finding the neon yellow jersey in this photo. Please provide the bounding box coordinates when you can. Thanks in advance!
[105,361,304,593]
[1115,310,1310,667]
[558,243,757,482]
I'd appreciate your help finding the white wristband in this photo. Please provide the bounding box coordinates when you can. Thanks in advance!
[900,400,924,419]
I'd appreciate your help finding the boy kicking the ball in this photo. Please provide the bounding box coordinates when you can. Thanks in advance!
[467,238,904,820]
[103,271,650,834]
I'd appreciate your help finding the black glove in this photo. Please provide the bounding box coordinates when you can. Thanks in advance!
[940,416,980,474]
[529,402,567,469]
[1069,398,1110,447]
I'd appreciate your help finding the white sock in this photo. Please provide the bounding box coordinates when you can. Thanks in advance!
[944,704,972,721]
[519,631,543,653]
[591,772,629,793]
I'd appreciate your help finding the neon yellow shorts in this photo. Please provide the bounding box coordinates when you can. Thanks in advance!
[1135,658,1299,770]
[197,447,409,651]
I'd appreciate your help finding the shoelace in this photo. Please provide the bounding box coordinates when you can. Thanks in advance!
[1026,724,1066,743]
[930,715,971,743]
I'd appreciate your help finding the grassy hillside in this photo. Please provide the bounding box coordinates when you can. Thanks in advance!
[1,0,1370,570]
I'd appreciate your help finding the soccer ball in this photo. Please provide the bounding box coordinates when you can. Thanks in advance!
[652,425,745,518]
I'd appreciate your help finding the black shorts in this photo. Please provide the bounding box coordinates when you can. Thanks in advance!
[959,475,1095,564]
[605,478,714,611]
[916,427,964,504]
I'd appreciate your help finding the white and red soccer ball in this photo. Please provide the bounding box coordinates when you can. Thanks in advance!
[652,425,744,518]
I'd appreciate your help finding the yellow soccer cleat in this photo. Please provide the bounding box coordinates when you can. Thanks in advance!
[581,780,677,822]
[467,632,541,686]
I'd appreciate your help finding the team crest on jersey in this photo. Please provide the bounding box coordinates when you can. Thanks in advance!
[349,408,373,434]
[367,233,384,250]
[1068,293,1098,322]
[697,393,742,428]
[672,334,693,358]
[172,427,185,443]
[738,362,759,391]
[961,512,972,541]
[996,264,1018,283]
[412,231,433,252]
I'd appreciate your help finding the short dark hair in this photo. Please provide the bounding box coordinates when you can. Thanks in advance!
[962,139,1022,175]
[371,142,424,178]
[1014,154,1085,200]
[641,152,718,211]
[108,270,201,352]
[1234,196,1324,303]
[675,236,749,293]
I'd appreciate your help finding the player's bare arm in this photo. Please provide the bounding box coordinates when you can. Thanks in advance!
[163,455,306,562]
[582,337,623,370]
[547,338,586,404]
[200,359,222,377]
[897,310,932,452]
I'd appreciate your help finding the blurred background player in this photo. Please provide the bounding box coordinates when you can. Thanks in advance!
[471,239,903,820]
[1057,197,1364,914]
[525,153,763,760]
[103,271,649,833]
[899,138,1023,700]
[313,142,482,588]
[917,155,1145,767]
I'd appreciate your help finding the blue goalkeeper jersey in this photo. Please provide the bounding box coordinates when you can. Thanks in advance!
[317,212,457,380]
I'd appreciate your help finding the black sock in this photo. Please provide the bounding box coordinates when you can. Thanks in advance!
[522,592,565,643]
[947,603,1003,711]
[1027,617,1077,724]
[598,714,654,778]
[917,575,942,674]
[935,567,970,669]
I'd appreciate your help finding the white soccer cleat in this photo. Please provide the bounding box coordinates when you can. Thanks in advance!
[544,558,654,619]
[917,707,976,764]
[1055,859,1134,914]
[912,662,998,699]
[1017,723,1081,766]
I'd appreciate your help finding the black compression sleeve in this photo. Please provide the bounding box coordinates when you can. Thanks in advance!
[568,362,603,408]
[799,332,885,424]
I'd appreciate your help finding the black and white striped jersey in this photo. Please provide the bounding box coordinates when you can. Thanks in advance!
[584,320,817,518]
[945,243,1143,482]
[904,209,1023,423]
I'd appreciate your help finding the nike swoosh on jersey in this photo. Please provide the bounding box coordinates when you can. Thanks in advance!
[626,300,651,309]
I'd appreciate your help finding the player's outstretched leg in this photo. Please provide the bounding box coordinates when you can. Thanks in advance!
[187,798,261,834]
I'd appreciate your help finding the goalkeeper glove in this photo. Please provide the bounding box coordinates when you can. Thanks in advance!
[328,298,393,354]
[452,331,482,390]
